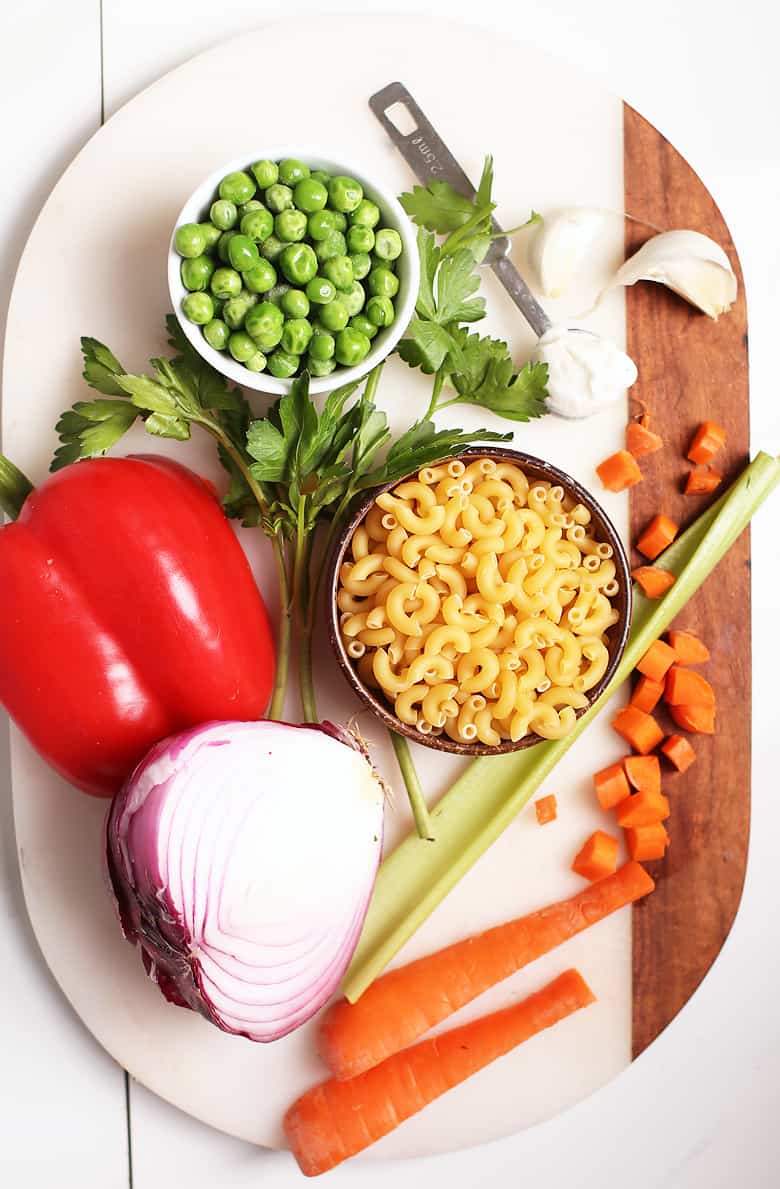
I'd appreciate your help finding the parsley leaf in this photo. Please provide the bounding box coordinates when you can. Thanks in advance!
[398,180,478,234]
[435,249,486,324]
[450,335,549,422]
[358,421,511,489]
[80,337,127,396]
[51,399,139,470]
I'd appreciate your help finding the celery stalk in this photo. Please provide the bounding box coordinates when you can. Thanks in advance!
[343,452,780,1001]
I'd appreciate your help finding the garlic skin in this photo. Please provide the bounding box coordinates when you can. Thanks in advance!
[532,326,638,419]
[612,230,737,319]
[529,207,609,298]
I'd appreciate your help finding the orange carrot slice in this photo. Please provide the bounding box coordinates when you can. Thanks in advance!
[636,514,679,560]
[631,676,665,714]
[596,450,643,492]
[535,795,557,825]
[685,469,722,495]
[623,755,661,796]
[626,419,663,459]
[318,863,654,1081]
[593,761,632,810]
[687,421,727,466]
[612,706,664,754]
[572,830,619,882]
[669,703,716,734]
[665,666,715,707]
[615,790,671,828]
[660,734,697,772]
[289,970,596,1175]
[667,630,710,664]
[631,566,676,598]
[637,639,678,681]
[625,823,669,861]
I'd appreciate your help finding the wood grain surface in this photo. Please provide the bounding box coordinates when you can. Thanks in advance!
[623,104,750,1058]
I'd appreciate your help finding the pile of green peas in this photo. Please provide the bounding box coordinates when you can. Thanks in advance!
[173,157,404,380]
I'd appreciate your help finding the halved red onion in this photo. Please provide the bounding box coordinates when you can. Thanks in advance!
[106,720,384,1042]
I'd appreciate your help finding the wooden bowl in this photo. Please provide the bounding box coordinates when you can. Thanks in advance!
[326,447,632,756]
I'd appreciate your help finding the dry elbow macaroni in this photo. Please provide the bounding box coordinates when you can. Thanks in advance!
[337,458,620,746]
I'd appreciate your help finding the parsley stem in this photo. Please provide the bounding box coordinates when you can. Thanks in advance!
[440,205,493,258]
[424,370,447,420]
[267,532,292,721]
[0,454,34,520]
[389,732,435,842]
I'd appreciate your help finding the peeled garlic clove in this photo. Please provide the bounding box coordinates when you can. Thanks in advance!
[529,207,608,298]
[532,326,638,419]
[612,230,737,319]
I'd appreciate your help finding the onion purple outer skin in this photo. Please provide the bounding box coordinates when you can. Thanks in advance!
[106,720,385,1042]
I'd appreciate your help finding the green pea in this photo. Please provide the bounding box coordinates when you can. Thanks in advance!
[318,298,349,332]
[315,231,348,264]
[202,318,230,350]
[307,356,337,377]
[310,169,331,186]
[239,199,263,215]
[308,329,335,362]
[243,258,277,294]
[265,283,290,306]
[328,175,363,213]
[240,207,274,242]
[245,301,284,343]
[245,350,267,373]
[251,159,278,189]
[350,252,372,280]
[260,234,285,262]
[217,230,238,263]
[306,276,337,305]
[350,198,380,228]
[374,228,403,261]
[366,295,395,327]
[198,222,222,251]
[349,314,378,341]
[329,210,348,232]
[182,292,214,324]
[367,267,400,298]
[174,223,207,258]
[342,281,366,317]
[211,267,243,299]
[223,296,254,330]
[275,209,308,243]
[218,171,256,205]
[307,209,341,241]
[322,254,354,292]
[281,317,314,355]
[265,183,294,213]
[281,288,310,318]
[347,224,375,254]
[228,234,261,272]
[228,331,257,362]
[294,178,328,214]
[210,200,238,231]
[278,158,310,186]
[335,326,371,366]
[279,242,318,285]
[267,349,300,379]
[181,255,215,292]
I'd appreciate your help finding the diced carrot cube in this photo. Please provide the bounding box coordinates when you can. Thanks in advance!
[593,761,631,811]
[660,734,697,773]
[625,823,670,861]
[667,630,710,665]
[596,450,643,493]
[636,514,679,561]
[626,420,663,458]
[665,666,715,708]
[615,790,671,829]
[612,706,664,755]
[637,639,678,681]
[687,421,726,466]
[535,795,558,826]
[669,703,715,734]
[631,566,676,598]
[623,755,661,796]
[572,830,619,882]
[631,676,665,714]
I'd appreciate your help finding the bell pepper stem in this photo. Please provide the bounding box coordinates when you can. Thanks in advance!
[0,454,34,520]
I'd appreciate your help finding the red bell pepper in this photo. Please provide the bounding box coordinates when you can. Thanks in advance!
[0,454,275,797]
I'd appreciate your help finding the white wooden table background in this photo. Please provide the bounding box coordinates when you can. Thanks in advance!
[1,2,779,1186]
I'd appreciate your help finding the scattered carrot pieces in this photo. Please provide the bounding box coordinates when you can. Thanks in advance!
[667,629,710,665]
[612,706,664,754]
[687,420,727,466]
[624,755,661,796]
[665,666,715,708]
[596,450,643,492]
[631,676,665,714]
[572,830,619,882]
[661,734,697,773]
[625,823,670,862]
[593,761,632,811]
[637,639,678,682]
[626,418,663,459]
[685,469,722,495]
[535,795,558,826]
[615,790,671,829]
[631,566,676,598]
[669,703,715,734]
[318,863,654,1080]
[636,514,679,561]
[288,970,596,1175]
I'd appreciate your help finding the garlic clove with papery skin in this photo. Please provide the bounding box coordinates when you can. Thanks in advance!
[529,207,609,298]
[611,230,737,319]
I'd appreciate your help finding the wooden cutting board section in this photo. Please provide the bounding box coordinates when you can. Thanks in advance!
[623,104,750,1057]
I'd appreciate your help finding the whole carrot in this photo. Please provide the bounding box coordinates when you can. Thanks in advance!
[287,969,595,1176]
[319,861,653,1080]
